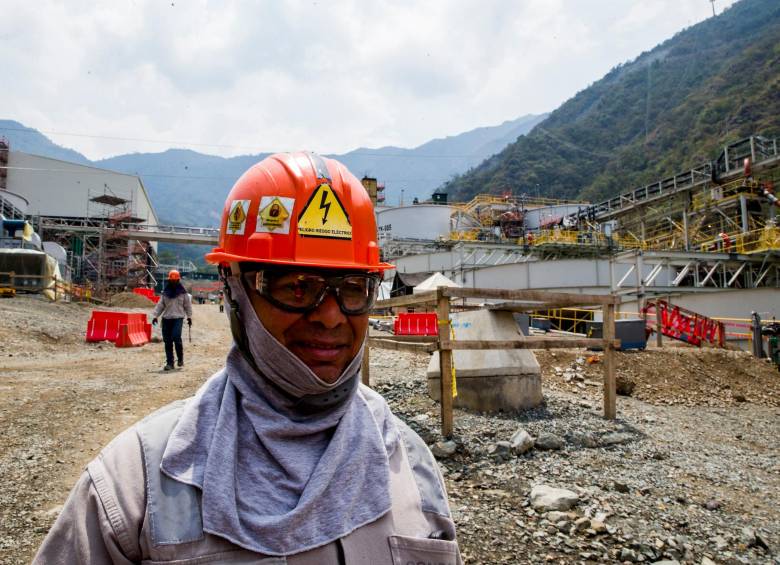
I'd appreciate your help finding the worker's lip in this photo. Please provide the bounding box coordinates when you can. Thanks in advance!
[293,340,349,360]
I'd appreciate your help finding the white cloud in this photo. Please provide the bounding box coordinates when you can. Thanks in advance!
[0,0,738,160]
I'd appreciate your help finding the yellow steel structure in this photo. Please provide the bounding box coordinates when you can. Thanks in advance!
[453,194,584,217]
[442,136,780,263]
[698,224,780,254]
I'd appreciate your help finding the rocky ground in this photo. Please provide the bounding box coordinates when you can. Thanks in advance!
[0,295,779,564]
[372,350,780,564]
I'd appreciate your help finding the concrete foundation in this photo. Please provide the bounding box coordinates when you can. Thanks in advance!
[426,309,543,412]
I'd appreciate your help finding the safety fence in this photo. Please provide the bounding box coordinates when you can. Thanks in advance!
[520,306,762,344]
[519,307,641,336]
[453,194,585,217]
[366,287,620,437]
[691,177,762,211]
[375,300,764,350]
[641,300,725,348]
[447,224,779,255]
[523,230,649,251]
[698,225,780,254]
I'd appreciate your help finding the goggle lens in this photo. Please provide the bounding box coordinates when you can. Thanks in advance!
[242,270,378,315]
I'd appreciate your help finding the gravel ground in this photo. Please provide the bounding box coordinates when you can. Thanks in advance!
[371,349,780,565]
[1,295,778,564]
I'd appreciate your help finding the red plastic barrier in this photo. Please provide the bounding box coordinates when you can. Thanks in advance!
[86,311,151,347]
[115,317,152,347]
[133,287,160,304]
[394,312,439,336]
[641,300,725,347]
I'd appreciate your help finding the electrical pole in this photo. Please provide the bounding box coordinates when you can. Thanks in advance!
[710,0,716,17]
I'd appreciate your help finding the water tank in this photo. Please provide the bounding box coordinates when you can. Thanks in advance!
[376,204,454,242]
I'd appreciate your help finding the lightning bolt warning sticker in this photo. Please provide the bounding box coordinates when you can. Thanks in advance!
[297,183,352,240]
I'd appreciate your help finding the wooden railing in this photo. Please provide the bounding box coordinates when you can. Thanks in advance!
[365,286,620,437]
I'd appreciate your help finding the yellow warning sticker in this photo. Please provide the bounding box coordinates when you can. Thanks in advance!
[226,199,250,235]
[257,196,294,234]
[297,183,352,240]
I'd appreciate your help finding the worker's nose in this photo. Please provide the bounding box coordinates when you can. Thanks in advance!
[306,292,347,328]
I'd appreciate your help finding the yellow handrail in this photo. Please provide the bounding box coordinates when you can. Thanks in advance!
[698,226,780,254]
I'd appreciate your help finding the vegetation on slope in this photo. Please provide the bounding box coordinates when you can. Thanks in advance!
[441,0,780,203]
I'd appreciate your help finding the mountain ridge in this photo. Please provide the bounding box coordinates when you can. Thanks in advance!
[0,113,547,225]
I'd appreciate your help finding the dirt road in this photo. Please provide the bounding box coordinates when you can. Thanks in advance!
[0,297,231,563]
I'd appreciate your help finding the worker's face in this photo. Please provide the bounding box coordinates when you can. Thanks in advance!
[246,273,369,383]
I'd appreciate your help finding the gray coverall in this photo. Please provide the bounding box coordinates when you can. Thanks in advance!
[33,388,462,564]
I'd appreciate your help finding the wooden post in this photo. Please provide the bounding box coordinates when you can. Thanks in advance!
[602,302,617,420]
[361,333,371,387]
[655,301,663,347]
[436,288,454,438]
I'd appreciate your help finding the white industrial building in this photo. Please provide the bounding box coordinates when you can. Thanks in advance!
[6,151,158,225]
[1,145,161,293]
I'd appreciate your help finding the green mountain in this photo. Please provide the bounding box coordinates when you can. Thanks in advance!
[441,0,780,204]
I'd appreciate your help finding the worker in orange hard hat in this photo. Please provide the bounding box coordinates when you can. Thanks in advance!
[150,268,193,371]
[36,152,461,564]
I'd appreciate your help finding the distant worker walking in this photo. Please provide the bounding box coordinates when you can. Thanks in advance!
[151,270,193,371]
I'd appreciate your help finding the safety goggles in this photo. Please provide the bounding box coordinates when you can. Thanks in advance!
[241,268,380,315]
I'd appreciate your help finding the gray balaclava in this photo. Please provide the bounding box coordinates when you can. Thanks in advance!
[160,274,400,555]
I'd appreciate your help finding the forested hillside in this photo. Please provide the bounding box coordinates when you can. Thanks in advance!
[442,0,780,203]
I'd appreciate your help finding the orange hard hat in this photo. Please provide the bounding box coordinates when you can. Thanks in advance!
[168,269,181,281]
[205,152,392,273]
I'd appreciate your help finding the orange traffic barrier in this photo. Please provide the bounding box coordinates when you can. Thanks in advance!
[394,312,439,336]
[115,316,152,347]
[86,311,151,347]
[133,287,160,303]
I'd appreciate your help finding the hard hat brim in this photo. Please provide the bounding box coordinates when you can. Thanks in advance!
[205,250,394,273]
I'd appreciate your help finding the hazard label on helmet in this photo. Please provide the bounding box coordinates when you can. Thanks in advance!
[297,183,352,240]
[226,200,250,235]
[257,196,294,234]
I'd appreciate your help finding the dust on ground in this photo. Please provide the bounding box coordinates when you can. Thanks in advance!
[0,295,778,564]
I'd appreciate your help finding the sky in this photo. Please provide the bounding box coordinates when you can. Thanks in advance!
[1,0,738,161]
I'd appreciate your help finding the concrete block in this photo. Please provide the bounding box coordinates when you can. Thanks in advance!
[427,309,543,412]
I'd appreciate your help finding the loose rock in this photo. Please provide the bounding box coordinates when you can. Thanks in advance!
[534,432,565,451]
[431,440,457,459]
[530,485,579,512]
[510,428,535,455]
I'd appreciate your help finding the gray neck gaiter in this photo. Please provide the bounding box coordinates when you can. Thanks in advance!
[160,277,399,556]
